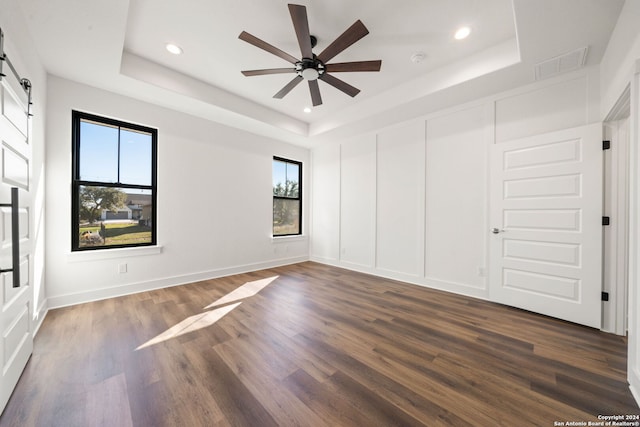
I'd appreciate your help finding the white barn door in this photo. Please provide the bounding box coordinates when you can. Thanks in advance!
[489,124,603,328]
[0,36,34,413]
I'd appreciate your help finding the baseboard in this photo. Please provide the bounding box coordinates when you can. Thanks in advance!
[630,383,640,408]
[423,277,489,300]
[629,365,640,408]
[310,256,489,300]
[32,299,49,337]
[47,255,309,309]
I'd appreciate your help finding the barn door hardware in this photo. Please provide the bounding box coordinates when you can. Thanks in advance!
[0,27,34,117]
[0,188,20,288]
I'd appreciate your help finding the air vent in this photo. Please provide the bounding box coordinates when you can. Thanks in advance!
[534,47,588,81]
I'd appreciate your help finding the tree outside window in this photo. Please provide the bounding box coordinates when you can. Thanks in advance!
[273,157,302,236]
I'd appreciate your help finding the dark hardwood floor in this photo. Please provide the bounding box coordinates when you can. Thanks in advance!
[1,261,637,426]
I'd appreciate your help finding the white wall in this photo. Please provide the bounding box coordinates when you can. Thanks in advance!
[425,105,488,295]
[376,122,425,278]
[340,134,376,268]
[45,76,309,308]
[495,76,590,142]
[311,68,598,299]
[310,143,340,261]
[600,0,640,119]
[0,0,48,332]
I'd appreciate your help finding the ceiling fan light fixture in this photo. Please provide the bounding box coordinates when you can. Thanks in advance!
[301,67,319,80]
[165,43,183,55]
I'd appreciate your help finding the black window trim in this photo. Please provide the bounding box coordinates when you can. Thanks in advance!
[71,110,158,251]
[273,156,302,237]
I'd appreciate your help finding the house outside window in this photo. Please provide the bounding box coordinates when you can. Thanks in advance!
[71,110,157,250]
[273,157,302,236]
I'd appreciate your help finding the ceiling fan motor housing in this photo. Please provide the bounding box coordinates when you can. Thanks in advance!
[297,57,325,80]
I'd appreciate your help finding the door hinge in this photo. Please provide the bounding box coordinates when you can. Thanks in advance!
[602,292,609,302]
[602,216,610,226]
[603,140,611,150]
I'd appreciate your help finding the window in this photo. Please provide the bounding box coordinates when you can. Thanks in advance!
[273,157,302,236]
[72,111,157,251]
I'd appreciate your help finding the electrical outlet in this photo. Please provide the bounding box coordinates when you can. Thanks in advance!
[118,263,127,274]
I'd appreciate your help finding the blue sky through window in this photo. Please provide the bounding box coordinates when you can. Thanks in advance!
[273,160,286,190]
[80,120,152,187]
[273,159,299,196]
[79,121,118,182]
[120,129,152,186]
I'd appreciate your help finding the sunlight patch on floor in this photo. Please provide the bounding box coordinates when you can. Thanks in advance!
[136,302,241,350]
[136,275,279,350]
[205,276,279,309]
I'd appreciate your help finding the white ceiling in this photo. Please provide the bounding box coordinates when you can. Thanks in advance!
[15,0,625,145]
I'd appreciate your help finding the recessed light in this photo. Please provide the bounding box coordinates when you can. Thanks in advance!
[303,107,312,113]
[166,43,183,55]
[454,26,471,40]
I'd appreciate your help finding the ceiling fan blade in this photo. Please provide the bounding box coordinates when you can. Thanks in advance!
[325,60,382,73]
[308,80,322,106]
[288,4,313,59]
[320,73,360,97]
[239,31,299,64]
[317,20,369,63]
[242,68,296,76]
[274,76,303,99]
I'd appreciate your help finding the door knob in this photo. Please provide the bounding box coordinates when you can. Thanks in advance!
[491,228,504,234]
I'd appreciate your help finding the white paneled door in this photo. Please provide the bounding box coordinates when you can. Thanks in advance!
[0,59,33,412]
[489,124,603,328]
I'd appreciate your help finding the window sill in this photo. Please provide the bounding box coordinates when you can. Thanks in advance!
[272,235,306,243]
[67,245,163,263]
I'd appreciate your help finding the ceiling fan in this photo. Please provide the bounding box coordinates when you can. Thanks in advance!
[239,3,382,107]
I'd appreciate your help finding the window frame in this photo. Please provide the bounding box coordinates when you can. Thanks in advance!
[272,156,302,237]
[71,110,158,251]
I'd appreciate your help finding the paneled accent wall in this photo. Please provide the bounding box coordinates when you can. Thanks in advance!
[339,135,376,268]
[425,106,487,293]
[495,76,588,143]
[310,69,595,300]
[310,144,340,261]
[376,123,425,277]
